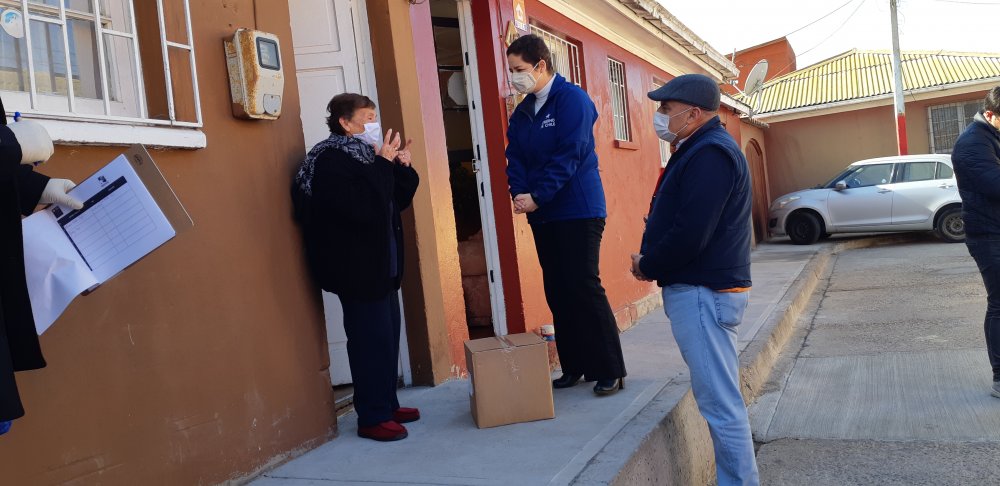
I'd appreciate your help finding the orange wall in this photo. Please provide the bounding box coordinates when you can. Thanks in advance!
[764,90,989,199]
[468,1,769,333]
[0,2,336,484]
[471,2,768,338]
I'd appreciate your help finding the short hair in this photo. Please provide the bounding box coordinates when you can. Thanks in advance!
[506,34,555,74]
[326,93,376,135]
[986,87,1000,114]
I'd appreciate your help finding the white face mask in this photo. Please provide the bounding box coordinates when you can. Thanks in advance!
[510,62,540,94]
[653,108,692,143]
[355,122,382,147]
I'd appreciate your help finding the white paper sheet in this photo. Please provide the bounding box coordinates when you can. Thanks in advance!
[22,212,98,335]
[22,154,176,334]
[53,155,175,282]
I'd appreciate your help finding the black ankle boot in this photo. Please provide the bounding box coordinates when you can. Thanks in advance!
[594,378,624,396]
[552,373,583,389]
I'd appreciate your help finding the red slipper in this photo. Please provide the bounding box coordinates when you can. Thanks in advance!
[357,421,408,442]
[393,407,421,423]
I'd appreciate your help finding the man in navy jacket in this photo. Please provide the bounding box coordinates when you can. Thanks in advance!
[952,86,1000,400]
[632,74,758,486]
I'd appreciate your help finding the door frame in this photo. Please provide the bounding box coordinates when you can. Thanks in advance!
[351,0,380,105]
[457,0,508,336]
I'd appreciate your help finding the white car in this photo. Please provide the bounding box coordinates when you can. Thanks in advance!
[769,154,964,245]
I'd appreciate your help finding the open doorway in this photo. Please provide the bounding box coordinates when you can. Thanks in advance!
[430,0,507,340]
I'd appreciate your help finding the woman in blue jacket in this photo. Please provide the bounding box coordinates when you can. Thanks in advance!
[505,34,626,396]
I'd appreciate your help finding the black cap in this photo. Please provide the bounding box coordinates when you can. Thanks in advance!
[647,73,721,111]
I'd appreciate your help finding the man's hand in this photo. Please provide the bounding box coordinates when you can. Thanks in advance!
[631,253,653,281]
[9,120,54,165]
[513,193,538,214]
[40,178,84,209]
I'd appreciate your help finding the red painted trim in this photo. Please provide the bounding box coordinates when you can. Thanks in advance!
[896,113,908,155]
[471,0,527,334]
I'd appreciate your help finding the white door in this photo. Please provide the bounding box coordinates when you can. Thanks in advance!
[826,163,895,229]
[289,0,412,386]
[457,0,508,335]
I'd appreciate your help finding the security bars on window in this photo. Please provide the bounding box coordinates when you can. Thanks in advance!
[608,57,629,142]
[529,24,581,86]
[928,100,981,154]
[0,0,201,127]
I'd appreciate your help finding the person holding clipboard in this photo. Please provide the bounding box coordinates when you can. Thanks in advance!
[0,100,83,436]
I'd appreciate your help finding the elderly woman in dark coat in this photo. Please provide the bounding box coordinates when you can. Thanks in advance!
[293,93,419,442]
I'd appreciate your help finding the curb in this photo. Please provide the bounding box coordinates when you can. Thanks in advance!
[600,234,924,485]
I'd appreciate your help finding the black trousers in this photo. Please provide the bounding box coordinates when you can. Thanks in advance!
[339,291,401,427]
[531,218,626,380]
[965,236,1000,381]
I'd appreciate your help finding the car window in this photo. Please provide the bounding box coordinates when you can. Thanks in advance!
[843,163,894,188]
[937,163,954,179]
[896,162,937,183]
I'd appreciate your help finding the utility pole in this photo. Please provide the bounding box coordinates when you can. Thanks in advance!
[890,0,908,155]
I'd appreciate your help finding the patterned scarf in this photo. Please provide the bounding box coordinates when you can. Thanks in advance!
[295,133,376,196]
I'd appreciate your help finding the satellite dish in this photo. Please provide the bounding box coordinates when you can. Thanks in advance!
[737,60,768,116]
[744,60,768,96]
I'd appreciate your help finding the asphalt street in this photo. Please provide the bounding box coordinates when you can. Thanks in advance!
[751,235,1000,485]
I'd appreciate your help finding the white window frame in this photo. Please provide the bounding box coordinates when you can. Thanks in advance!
[0,0,204,148]
[928,100,980,154]
[608,57,630,142]
[652,79,669,166]
[529,24,581,86]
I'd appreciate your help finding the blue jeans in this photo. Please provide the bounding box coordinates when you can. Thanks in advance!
[663,284,759,486]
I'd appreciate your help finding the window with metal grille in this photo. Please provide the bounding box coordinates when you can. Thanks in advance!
[528,24,580,86]
[608,57,629,142]
[652,79,668,167]
[929,100,981,154]
[0,0,200,127]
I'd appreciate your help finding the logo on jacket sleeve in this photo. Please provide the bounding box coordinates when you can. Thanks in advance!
[541,113,556,129]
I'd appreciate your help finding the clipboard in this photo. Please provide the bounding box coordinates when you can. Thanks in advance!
[124,144,194,236]
[24,144,195,332]
[77,145,194,295]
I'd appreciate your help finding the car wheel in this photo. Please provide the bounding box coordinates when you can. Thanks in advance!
[787,212,822,245]
[935,207,965,243]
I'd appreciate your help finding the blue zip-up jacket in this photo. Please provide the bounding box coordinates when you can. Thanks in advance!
[639,116,752,289]
[952,112,1000,236]
[505,74,607,224]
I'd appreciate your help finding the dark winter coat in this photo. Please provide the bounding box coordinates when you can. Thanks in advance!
[952,112,1000,236]
[639,116,753,290]
[1,125,49,422]
[505,74,607,224]
[300,147,419,300]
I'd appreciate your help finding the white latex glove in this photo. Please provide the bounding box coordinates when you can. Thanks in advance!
[8,120,54,165]
[40,178,83,209]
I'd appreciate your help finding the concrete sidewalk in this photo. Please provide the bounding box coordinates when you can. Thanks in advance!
[250,241,833,486]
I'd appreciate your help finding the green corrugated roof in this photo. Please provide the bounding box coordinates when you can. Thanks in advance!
[743,50,1000,114]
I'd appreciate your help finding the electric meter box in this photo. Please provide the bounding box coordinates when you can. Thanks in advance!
[225,29,283,120]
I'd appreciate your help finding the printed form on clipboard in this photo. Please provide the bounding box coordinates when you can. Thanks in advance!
[22,146,192,335]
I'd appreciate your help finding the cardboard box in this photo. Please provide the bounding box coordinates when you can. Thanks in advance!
[465,332,555,428]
